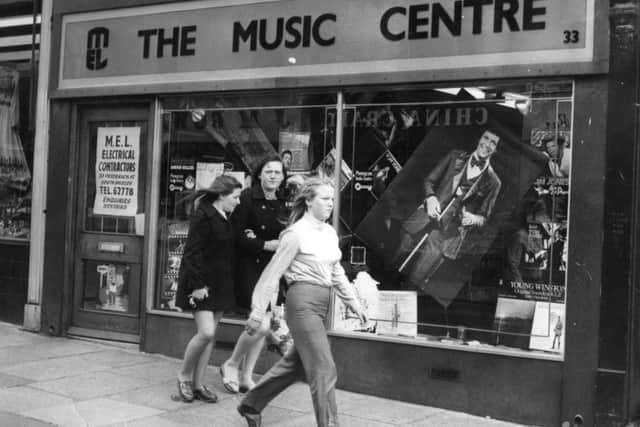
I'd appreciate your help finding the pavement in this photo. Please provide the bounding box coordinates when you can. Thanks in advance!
[0,321,532,427]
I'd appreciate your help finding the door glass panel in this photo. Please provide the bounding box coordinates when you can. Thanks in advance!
[84,121,147,234]
[82,260,137,314]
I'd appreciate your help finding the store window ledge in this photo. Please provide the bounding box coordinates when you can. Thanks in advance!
[146,308,191,319]
[328,330,564,362]
[147,308,562,361]
[0,238,30,245]
[146,309,250,326]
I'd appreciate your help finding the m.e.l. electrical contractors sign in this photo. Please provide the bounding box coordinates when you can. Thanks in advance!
[59,0,597,90]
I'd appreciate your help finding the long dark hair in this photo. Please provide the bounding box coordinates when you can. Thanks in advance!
[288,177,334,225]
[187,174,242,213]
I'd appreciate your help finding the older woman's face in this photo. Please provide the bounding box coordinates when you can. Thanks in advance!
[259,161,284,192]
[306,184,334,221]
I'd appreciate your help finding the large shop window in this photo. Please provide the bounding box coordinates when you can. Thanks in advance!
[155,92,337,316]
[155,81,571,357]
[0,65,33,242]
[334,81,572,357]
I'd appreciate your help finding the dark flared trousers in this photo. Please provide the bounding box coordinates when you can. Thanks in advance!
[241,283,338,427]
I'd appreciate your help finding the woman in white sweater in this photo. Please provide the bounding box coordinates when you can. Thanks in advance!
[237,177,367,427]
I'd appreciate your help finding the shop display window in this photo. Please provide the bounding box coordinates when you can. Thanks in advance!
[154,81,572,357]
[333,81,572,357]
[0,65,34,241]
[155,92,336,314]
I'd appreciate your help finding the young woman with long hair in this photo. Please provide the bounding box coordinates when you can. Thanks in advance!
[174,174,242,404]
[236,177,368,427]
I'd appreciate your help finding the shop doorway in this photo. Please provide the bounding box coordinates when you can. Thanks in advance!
[69,106,149,342]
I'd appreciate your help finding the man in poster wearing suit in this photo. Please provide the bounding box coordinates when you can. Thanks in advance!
[396,129,502,306]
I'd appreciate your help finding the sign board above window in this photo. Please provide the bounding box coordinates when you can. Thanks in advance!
[56,0,605,93]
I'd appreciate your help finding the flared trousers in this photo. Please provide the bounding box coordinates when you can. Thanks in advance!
[241,282,339,427]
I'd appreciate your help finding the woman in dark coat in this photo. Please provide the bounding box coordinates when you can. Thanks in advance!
[175,175,242,403]
[220,157,288,394]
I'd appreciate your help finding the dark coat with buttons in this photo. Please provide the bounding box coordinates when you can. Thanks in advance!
[175,201,236,312]
[232,185,289,309]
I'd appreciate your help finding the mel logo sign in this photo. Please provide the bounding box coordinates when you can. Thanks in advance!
[86,27,109,70]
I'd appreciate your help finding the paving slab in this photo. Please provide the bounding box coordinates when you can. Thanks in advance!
[26,340,105,358]
[20,404,86,427]
[77,349,161,368]
[0,410,56,427]
[106,414,198,427]
[0,331,52,349]
[338,414,398,427]
[337,393,444,425]
[160,395,308,427]
[109,379,207,411]
[0,354,111,381]
[111,360,183,384]
[21,398,163,427]
[0,371,32,388]
[28,371,155,401]
[0,345,52,367]
[0,386,74,414]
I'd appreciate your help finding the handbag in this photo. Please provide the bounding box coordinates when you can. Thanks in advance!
[265,305,293,356]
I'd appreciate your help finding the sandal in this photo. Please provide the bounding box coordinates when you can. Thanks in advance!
[220,363,239,394]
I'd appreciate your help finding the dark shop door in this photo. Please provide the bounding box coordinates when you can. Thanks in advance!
[70,106,149,342]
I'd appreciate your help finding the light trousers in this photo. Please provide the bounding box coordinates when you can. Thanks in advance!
[241,283,339,427]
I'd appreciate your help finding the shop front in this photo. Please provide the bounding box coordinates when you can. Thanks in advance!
[43,0,609,425]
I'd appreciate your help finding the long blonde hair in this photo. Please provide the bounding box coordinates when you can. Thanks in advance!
[288,177,335,225]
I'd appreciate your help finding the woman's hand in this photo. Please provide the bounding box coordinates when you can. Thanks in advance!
[346,302,368,327]
[263,240,279,252]
[188,287,209,308]
[190,287,209,300]
[356,309,369,327]
[245,317,262,336]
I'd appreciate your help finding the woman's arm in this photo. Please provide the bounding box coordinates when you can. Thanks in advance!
[249,228,300,322]
[331,261,362,313]
[232,191,266,254]
[181,209,211,290]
